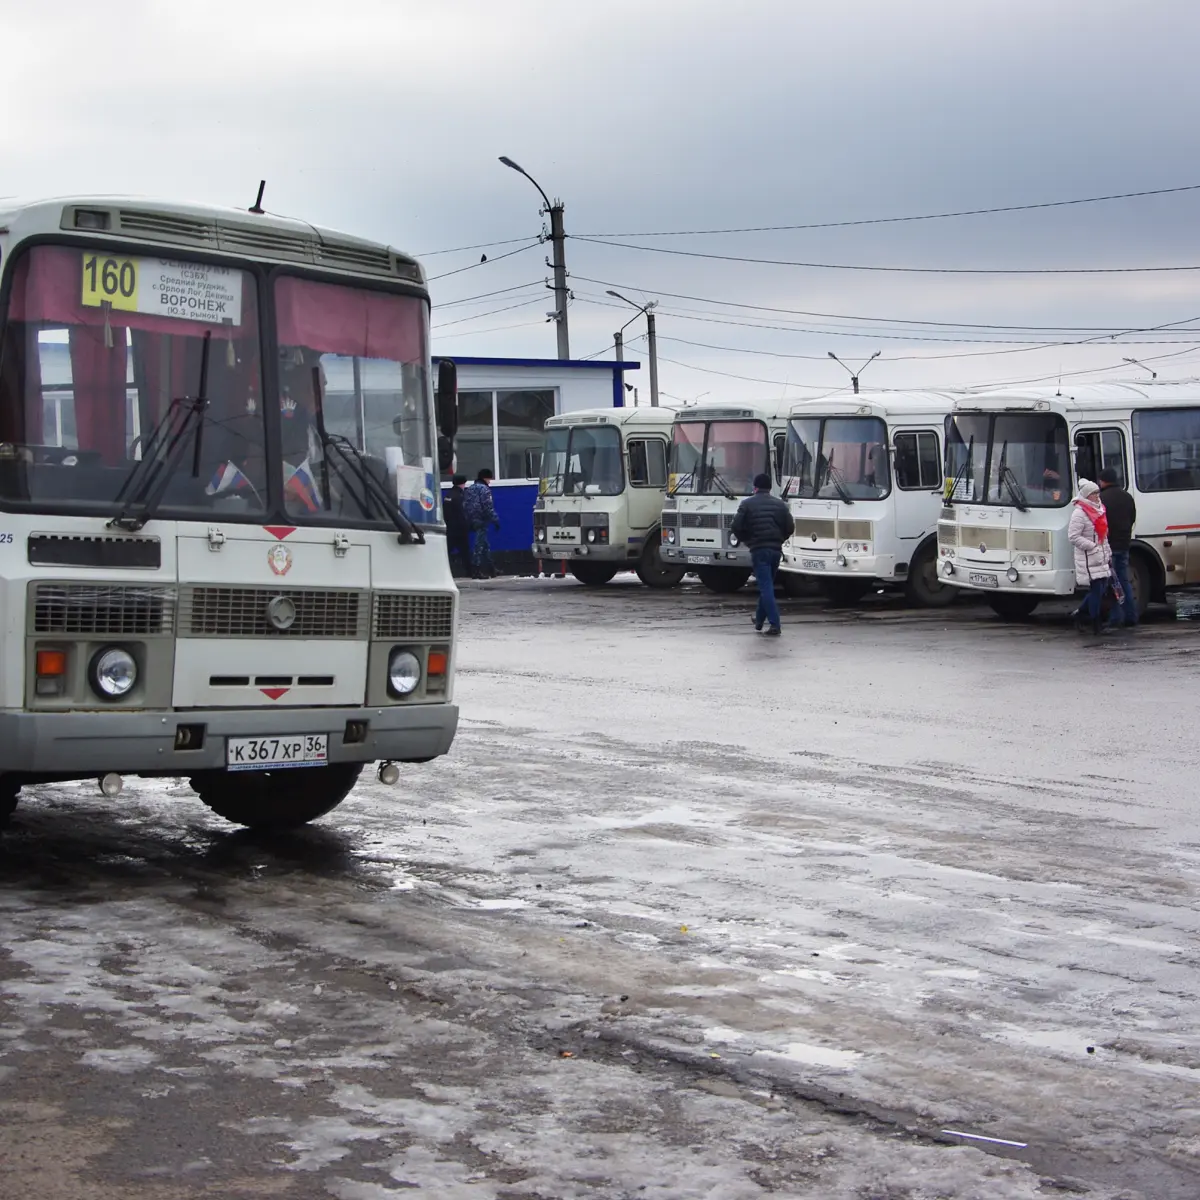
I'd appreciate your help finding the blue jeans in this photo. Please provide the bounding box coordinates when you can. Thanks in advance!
[1109,551,1138,625]
[1082,577,1108,621]
[752,548,782,629]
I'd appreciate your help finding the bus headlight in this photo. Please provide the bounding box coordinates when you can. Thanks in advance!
[90,646,137,699]
[536,528,547,543]
[586,528,597,544]
[729,533,739,547]
[1006,566,1020,583]
[942,560,955,577]
[666,528,676,544]
[388,649,421,696]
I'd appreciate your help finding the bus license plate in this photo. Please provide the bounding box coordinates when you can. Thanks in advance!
[687,555,708,564]
[968,571,999,588]
[799,558,826,570]
[227,734,328,771]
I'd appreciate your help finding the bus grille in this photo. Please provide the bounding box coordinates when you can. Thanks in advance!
[30,583,175,635]
[373,593,455,640]
[793,518,836,539]
[179,587,367,638]
[960,526,1008,551]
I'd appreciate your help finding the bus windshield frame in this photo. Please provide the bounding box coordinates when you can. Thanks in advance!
[539,424,624,496]
[783,415,891,500]
[669,418,769,496]
[0,239,437,528]
[944,410,1070,509]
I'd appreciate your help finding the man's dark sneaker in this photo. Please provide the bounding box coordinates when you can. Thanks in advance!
[753,619,763,631]
[764,626,781,637]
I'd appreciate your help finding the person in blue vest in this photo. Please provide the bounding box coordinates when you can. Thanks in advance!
[464,468,500,578]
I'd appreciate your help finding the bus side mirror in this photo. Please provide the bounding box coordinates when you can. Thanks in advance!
[437,435,454,474]
[436,360,458,440]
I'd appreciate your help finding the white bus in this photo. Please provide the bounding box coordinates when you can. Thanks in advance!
[779,392,960,606]
[0,196,460,828]
[532,405,685,587]
[660,400,796,593]
[937,382,1200,618]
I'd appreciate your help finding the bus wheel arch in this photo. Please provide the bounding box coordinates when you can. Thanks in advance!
[190,763,363,830]
[1127,544,1157,615]
[904,535,957,608]
[636,533,687,588]
[0,778,19,829]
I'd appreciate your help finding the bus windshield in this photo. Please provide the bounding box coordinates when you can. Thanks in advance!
[0,245,436,525]
[670,419,768,496]
[539,425,623,495]
[945,412,1069,507]
[783,416,890,499]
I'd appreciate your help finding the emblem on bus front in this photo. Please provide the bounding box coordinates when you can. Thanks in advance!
[268,544,293,576]
[267,595,297,631]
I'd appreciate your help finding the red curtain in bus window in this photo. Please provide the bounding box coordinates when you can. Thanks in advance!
[68,326,127,465]
[274,276,422,361]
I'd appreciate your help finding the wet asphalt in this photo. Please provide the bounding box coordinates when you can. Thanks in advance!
[1,576,1198,1199]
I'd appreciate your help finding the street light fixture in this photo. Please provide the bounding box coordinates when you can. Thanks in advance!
[827,350,881,395]
[607,289,660,407]
[499,156,570,359]
[1122,356,1157,380]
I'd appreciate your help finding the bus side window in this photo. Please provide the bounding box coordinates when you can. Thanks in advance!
[628,439,648,486]
[1075,429,1127,488]
[894,431,941,489]
[628,439,667,488]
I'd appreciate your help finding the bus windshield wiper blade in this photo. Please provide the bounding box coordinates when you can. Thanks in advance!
[995,439,1029,511]
[109,331,212,531]
[944,434,973,503]
[822,457,854,504]
[705,467,737,499]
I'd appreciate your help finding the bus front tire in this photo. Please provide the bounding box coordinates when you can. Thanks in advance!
[191,763,362,830]
[635,539,687,588]
[904,540,958,608]
[1128,551,1151,618]
[696,566,751,593]
[569,562,619,587]
[778,571,819,599]
[819,579,871,605]
[985,593,1040,620]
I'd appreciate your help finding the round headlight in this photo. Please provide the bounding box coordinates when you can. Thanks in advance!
[942,560,955,577]
[586,528,597,543]
[1006,566,1020,583]
[90,646,136,699]
[388,649,421,696]
[536,528,547,543]
[729,533,739,547]
[667,528,676,544]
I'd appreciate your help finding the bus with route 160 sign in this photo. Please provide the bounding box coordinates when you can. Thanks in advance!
[532,405,686,588]
[0,195,461,829]
[937,382,1200,619]
[778,392,961,606]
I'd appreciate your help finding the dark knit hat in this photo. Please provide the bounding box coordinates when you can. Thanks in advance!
[1097,467,1119,486]
[753,473,772,491]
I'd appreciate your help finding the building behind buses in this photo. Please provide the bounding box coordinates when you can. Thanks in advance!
[659,400,795,593]
[938,382,1200,617]
[532,405,684,587]
[779,392,960,606]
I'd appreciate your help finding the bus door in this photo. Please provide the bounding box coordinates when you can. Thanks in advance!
[891,427,943,540]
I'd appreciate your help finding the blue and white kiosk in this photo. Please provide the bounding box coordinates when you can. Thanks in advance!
[434,355,640,572]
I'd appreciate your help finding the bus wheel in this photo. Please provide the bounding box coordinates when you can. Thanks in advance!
[1128,552,1151,618]
[697,566,751,593]
[778,571,819,599]
[818,579,871,605]
[569,562,619,587]
[191,763,362,830]
[986,593,1040,619]
[636,539,687,588]
[904,541,957,608]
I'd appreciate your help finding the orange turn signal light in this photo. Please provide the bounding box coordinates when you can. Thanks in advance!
[427,651,448,677]
[36,649,66,677]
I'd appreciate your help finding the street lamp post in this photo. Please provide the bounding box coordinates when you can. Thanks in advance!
[499,156,570,359]
[827,350,881,395]
[607,290,659,406]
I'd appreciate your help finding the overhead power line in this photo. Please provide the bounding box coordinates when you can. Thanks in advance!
[432,297,547,330]
[426,240,541,281]
[418,235,537,256]
[434,280,545,308]
[571,236,1200,275]
[573,182,1200,239]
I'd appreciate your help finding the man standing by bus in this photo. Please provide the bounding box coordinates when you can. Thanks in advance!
[731,472,795,636]
[443,474,471,576]
[464,468,500,579]
[1099,467,1138,627]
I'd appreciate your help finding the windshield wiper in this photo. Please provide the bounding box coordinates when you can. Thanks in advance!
[109,331,212,531]
[944,435,973,503]
[312,367,423,544]
[704,467,737,499]
[667,471,694,496]
[820,457,854,504]
[996,439,1029,511]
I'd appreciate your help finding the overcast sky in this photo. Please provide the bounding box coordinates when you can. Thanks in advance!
[7,0,1200,402]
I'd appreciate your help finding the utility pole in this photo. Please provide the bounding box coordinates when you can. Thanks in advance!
[499,156,570,359]
[613,330,623,362]
[608,289,660,407]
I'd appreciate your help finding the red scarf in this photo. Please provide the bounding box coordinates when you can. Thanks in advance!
[1075,497,1108,541]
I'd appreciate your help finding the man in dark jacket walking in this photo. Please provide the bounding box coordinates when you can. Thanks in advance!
[464,468,500,579]
[443,474,471,576]
[1099,467,1138,627]
[731,472,795,636]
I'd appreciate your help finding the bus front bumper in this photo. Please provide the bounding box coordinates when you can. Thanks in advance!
[0,703,459,777]
[783,551,895,579]
[531,543,634,562]
[660,546,751,569]
[939,561,1075,595]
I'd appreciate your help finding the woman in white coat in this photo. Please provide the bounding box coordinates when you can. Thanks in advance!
[1068,478,1113,633]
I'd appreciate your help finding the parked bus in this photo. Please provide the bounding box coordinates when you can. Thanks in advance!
[779,392,960,606]
[0,196,460,828]
[532,405,685,587]
[938,382,1200,618]
[660,400,795,593]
